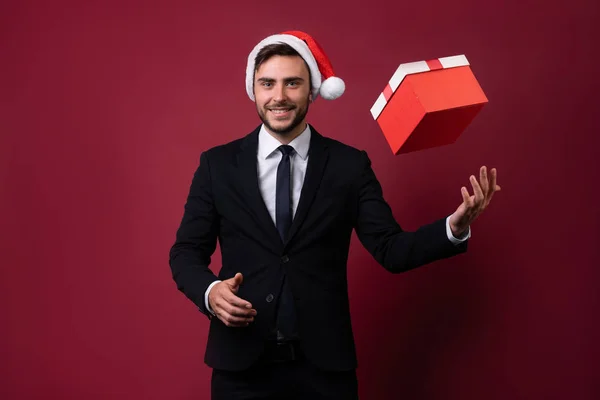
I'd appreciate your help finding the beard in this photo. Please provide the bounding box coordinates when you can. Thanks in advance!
[257,99,310,135]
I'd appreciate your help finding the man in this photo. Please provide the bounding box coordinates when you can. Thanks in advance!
[169,30,500,400]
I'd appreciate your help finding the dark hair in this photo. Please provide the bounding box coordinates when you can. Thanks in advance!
[254,43,312,85]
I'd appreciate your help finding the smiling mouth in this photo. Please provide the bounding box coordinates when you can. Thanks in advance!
[268,108,293,113]
[268,108,295,118]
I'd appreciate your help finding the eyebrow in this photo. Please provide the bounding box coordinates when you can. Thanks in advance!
[256,76,305,83]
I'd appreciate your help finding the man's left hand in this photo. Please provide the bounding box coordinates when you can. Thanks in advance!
[449,166,501,238]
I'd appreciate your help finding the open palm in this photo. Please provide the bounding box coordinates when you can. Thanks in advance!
[449,166,501,237]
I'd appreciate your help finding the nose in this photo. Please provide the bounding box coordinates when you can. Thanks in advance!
[273,83,287,103]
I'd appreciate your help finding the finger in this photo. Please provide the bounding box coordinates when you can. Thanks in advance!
[233,272,243,285]
[218,301,256,318]
[470,175,484,207]
[219,298,257,318]
[228,272,244,293]
[461,186,471,206]
[486,169,501,203]
[224,272,242,283]
[226,307,257,319]
[480,166,489,197]
[212,297,256,322]
[490,167,497,186]
[217,312,254,327]
[227,272,243,285]
[223,290,254,310]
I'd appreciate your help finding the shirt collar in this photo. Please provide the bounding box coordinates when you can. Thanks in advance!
[258,123,311,161]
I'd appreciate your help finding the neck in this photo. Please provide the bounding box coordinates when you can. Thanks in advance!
[265,122,307,145]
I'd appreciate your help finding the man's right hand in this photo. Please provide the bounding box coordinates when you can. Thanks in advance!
[208,273,257,327]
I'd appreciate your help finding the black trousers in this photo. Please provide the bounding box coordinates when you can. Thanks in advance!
[211,350,358,400]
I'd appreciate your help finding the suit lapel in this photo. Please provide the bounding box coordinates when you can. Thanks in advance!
[285,128,329,247]
[235,128,283,250]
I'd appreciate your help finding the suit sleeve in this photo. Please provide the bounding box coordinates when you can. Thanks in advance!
[354,151,467,273]
[169,151,220,316]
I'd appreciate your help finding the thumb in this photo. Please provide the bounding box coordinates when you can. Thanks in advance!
[227,272,243,293]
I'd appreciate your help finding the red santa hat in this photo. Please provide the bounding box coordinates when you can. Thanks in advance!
[246,30,345,101]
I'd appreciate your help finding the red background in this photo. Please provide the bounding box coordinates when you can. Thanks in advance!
[1,0,598,399]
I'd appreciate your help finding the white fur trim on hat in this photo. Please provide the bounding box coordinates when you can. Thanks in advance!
[245,34,322,101]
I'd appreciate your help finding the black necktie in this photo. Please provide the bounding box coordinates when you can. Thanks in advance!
[276,145,294,241]
[274,144,297,341]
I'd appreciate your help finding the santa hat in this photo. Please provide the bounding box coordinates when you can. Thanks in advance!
[246,30,345,101]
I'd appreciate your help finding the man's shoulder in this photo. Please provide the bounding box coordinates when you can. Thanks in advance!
[203,138,243,157]
[322,136,361,152]
[202,126,260,159]
[316,132,366,161]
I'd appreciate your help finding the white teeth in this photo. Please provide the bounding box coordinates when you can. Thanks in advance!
[271,109,289,114]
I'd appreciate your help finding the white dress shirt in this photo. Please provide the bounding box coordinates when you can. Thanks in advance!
[204,124,470,314]
[257,123,311,223]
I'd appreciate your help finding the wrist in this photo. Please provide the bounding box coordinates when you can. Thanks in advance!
[450,222,467,239]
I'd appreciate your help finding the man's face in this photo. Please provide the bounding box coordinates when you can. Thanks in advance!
[253,55,311,136]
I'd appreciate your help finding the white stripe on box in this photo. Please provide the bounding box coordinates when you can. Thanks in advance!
[438,55,469,68]
[371,55,471,120]
[370,93,388,120]
[389,61,430,92]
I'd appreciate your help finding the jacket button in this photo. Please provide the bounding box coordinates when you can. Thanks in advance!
[281,255,289,263]
[266,294,274,303]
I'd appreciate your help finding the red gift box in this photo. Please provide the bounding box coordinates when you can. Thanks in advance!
[370,55,488,155]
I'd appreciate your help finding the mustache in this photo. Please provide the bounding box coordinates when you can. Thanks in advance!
[267,103,297,110]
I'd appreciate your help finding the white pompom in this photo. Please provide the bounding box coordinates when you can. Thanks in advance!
[319,76,345,100]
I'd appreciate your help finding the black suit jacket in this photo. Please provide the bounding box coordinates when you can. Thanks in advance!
[169,125,467,372]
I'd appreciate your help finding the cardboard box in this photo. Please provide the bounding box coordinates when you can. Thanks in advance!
[370,55,488,155]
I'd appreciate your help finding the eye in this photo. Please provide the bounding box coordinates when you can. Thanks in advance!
[261,82,272,87]
[287,81,298,87]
